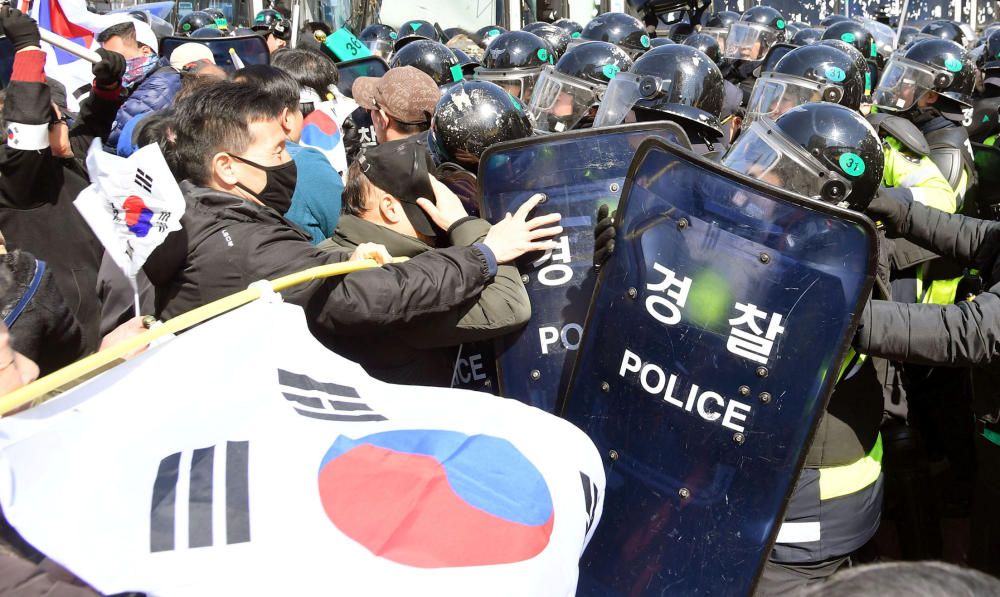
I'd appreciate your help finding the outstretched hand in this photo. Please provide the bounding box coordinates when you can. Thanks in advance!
[482,193,562,264]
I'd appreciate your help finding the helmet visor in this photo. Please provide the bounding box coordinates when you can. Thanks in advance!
[474,68,542,100]
[527,66,602,132]
[722,118,852,201]
[593,72,643,128]
[724,22,778,61]
[700,27,728,54]
[746,75,826,123]
[872,57,938,111]
[366,38,393,60]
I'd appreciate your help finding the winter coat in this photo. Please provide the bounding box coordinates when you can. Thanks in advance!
[320,214,529,385]
[105,61,181,152]
[0,49,119,352]
[143,182,499,344]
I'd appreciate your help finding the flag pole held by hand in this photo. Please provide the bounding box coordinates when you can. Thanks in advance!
[38,28,101,63]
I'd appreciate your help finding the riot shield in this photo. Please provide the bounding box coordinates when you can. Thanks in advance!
[158,35,269,72]
[477,123,692,412]
[562,138,877,595]
[335,56,390,99]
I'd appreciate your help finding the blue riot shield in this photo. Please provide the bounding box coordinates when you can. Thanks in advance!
[477,123,692,412]
[159,35,269,72]
[562,138,877,595]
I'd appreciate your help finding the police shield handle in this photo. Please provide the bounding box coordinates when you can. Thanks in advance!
[593,203,615,268]
[37,27,101,63]
[482,194,562,264]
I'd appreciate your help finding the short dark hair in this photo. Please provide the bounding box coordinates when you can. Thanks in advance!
[270,48,339,99]
[231,64,300,111]
[96,22,136,44]
[341,160,372,217]
[388,117,429,135]
[135,109,176,157]
[163,81,284,184]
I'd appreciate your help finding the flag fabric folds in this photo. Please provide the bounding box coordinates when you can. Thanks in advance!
[74,139,185,295]
[30,0,130,111]
[0,298,604,596]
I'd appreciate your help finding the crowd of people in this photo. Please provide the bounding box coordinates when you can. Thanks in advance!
[2,0,1000,594]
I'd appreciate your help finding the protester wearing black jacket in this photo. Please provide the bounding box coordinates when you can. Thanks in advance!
[0,8,125,352]
[152,80,560,342]
[854,187,1000,577]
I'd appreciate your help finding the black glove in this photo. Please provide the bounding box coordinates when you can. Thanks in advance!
[92,48,126,90]
[594,203,616,268]
[0,7,40,52]
[865,186,911,236]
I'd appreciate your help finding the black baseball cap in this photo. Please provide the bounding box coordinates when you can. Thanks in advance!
[357,139,439,238]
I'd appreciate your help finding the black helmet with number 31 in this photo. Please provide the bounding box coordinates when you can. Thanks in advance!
[723,102,884,211]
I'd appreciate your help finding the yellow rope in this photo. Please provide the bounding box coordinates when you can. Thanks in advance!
[0,259,401,416]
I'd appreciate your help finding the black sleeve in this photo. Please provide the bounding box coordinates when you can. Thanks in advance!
[0,54,57,210]
[868,187,1000,279]
[305,245,493,337]
[855,286,1000,367]
[69,88,123,166]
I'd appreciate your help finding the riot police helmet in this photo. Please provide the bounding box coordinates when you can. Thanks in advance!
[683,32,722,64]
[526,40,633,132]
[725,6,787,61]
[474,30,554,100]
[593,44,724,134]
[390,38,463,88]
[430,80,532,170]
[178,11,214,35]
[873,37,974,111]
[746,44,865,125]
[580,12,651,58]
[359,23,397,59]
[722,102,884,210]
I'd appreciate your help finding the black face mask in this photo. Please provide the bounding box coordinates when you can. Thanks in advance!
[229,153,298,215]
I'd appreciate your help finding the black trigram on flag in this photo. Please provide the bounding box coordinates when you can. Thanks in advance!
[581,471,599,534]
[277,369,387,422]
[134,168,153,193]
[150,441,250,553]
